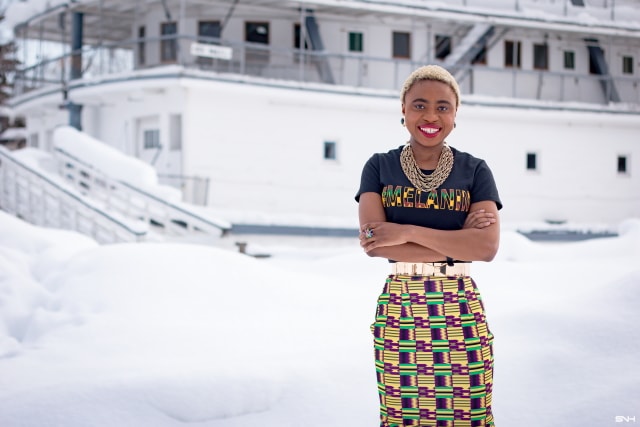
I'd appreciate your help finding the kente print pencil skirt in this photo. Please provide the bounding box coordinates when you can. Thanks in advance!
[371,274,495,427]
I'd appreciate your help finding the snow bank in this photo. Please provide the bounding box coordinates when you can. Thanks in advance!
[53,126,159,188]
[0,211,639,426]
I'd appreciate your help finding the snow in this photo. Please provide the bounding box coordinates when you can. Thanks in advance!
[0,127,27,140]
[53,126,159,189]
[0,1,638,424]
[1,209,639,426]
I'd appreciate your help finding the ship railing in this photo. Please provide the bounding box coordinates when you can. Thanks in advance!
[12,33,640,106]
[0,145,147,244]
[411,0,635,19]
[455,64,640,105]
[157,174,210,207]
[53,146,231,238]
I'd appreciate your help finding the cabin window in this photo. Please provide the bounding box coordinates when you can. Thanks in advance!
[324,141,337,160]
[293,24,309,50]
[617,155,628,174]
[563,50,575,70]
[588,46,605,74]
[293,24,310,63]
[392,31,411,59]
[349,32,364,53]
[196,21,221,67]
[137,26,146,66]
[45,130,53,152]
[160,22,178,63]
[169,115,182,151]
[246,22,270,64]
[199,21,221,43]
[29,133,39,148]
[622,56,634,75]
[472,42,488,65]
[246,22,269,44]
[435,34,451,60]
[533,44,548,70]
[526,152,537,171]
[143,129,161,149]
[505,40,521,68]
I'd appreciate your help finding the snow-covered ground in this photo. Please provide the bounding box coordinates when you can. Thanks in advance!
[0,210,639,426]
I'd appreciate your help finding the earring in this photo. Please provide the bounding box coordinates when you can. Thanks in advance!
[400,117,405,126]
[454,122,457,128]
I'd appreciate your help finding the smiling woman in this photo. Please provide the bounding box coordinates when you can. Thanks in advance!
[355,65,502,427]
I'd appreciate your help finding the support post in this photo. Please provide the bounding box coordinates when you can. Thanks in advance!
[69,11,84,130]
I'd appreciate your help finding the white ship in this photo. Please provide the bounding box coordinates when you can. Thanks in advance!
[1,0,639,241]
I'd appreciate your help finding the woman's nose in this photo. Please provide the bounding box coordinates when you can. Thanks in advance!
[421,107,438,121]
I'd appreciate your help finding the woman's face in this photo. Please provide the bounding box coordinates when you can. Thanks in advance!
[402,79,457,149]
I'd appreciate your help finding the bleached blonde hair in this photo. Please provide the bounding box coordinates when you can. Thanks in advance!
[400,65,461,107]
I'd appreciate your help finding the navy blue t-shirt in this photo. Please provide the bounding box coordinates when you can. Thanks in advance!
[355,145,502,230]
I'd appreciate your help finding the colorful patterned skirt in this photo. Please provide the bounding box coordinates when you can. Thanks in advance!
[371,274,495,427]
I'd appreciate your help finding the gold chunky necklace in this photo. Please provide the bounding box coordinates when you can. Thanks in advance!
[400,143,454,192]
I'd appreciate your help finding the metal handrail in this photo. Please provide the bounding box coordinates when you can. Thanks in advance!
[11,33,640,106]
[53,146,231,235]
[0,146,148,242]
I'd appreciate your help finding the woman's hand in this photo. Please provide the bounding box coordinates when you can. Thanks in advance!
[463,209,496,229]
[359,222,408,252]
[361,210,495,253]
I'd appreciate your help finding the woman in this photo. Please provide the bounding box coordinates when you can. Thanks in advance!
[356,65,502,427]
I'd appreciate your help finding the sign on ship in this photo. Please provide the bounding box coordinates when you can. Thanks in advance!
[190,43,232,60]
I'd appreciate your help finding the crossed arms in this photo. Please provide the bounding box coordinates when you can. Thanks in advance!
[358,192,500,262]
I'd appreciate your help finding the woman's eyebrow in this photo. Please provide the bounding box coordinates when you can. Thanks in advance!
[410,97,452,105]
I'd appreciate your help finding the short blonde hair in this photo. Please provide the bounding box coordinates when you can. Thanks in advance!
[400,65,461,107]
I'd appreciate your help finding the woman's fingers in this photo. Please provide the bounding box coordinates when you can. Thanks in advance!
[464,210,496,229]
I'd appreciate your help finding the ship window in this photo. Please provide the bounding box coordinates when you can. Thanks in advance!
[293,24,309,50]
[169,115,182,151]
[533,44,548,70]
[622,56,634,74]
[324,141,337,160]
[246,22,270,64]
[472,42,488,65]
[138,26,146,66]
[392,31,411,59]
[197,21,221,67]
[617,155,628,174]
[588,45,604,74]
[246,22,269,44]
[160,22,178,62]
[199,21,221,43]
[505,40,521,68]
[435,34,451,60]
[293,24,310,63]
[349,32,363,52]
[526,152,537,171]
[29,133,39,148]
[144,129,161,149]
[563,51,575,70]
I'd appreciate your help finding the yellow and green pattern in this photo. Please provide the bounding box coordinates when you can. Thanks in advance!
[372,275,495,427]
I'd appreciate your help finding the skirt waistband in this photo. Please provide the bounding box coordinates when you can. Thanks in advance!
[391,261,470,277]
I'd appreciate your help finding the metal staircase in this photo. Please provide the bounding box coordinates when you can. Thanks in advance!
[304,10,335,84]
[0,141,230,244]
[445,23,495,80]
[584,37,621,103]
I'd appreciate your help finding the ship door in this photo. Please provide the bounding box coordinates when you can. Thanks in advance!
[136,115,162,166]
[245,22,270,74]
[344,30,367,87]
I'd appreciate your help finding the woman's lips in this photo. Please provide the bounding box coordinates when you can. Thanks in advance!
[419,124,441,138]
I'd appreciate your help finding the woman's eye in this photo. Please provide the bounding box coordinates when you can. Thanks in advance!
[414,104,425,110]
[437,106,449,112]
